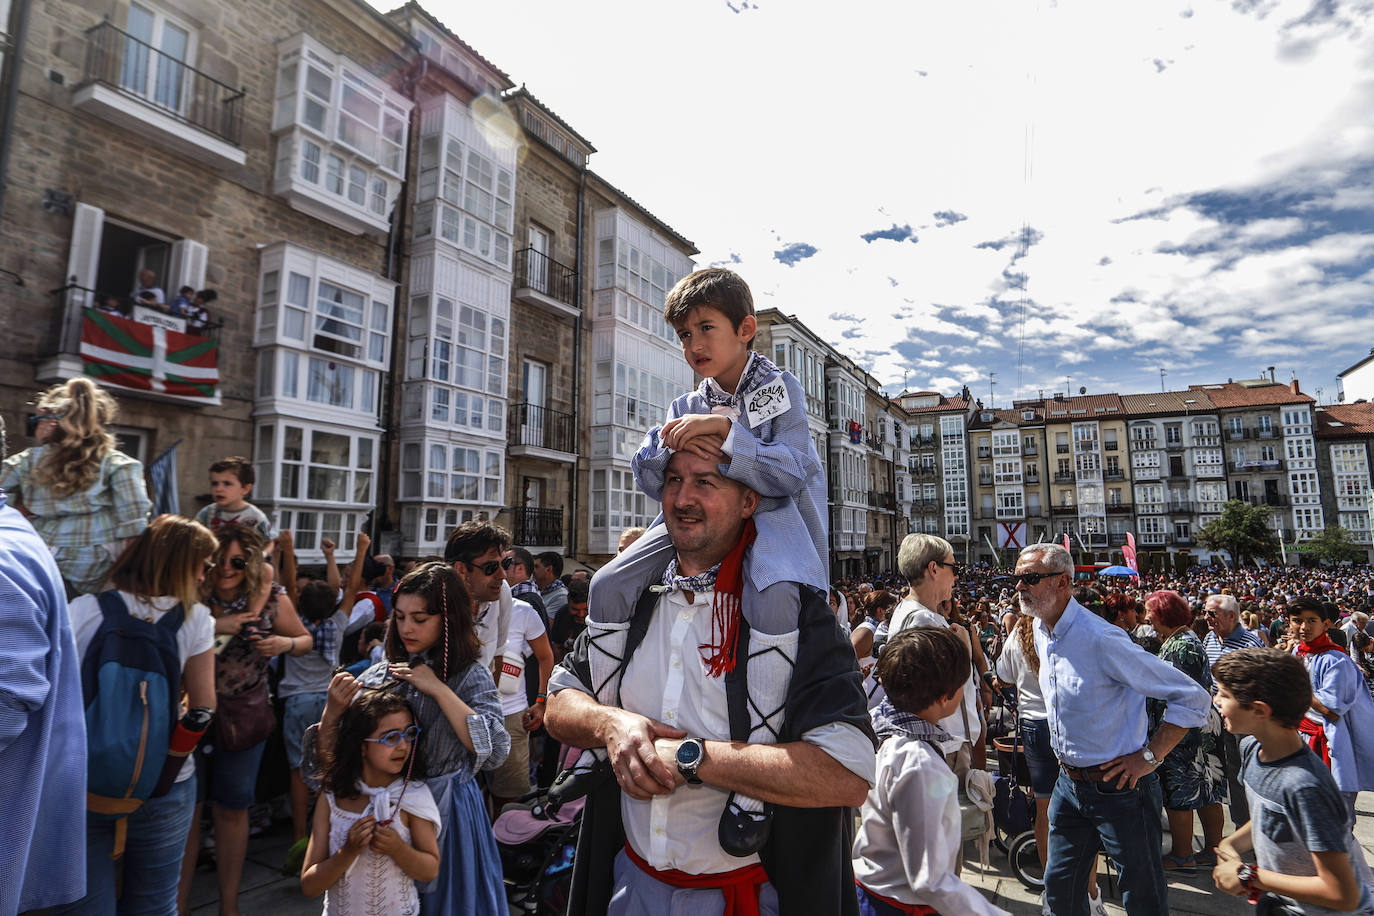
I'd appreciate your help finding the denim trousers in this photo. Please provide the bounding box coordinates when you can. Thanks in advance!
[53,773,197,916]
[1045,768,1167,916]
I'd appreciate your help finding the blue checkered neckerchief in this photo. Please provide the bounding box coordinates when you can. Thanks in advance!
[309,615,339,662]
[700,351,779,410]
[658,556,722,595]
[871,697,952,751]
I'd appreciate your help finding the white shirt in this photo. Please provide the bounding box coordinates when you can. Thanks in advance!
[474,579,514,673]
[890,598,979,748]
[68,590,214,783]
[994,634,1047,720]
[498,599,545,717]
[852,735,1010,915]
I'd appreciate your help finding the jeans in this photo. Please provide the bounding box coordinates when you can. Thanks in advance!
[1221,730,1250,827]
[1045,769,1167,916]
[52,774,197,916]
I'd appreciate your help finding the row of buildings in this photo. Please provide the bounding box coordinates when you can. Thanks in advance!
[0,0,1371,574]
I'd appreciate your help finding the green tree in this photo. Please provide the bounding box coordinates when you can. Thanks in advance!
[1196,500,1280,566]
[1304,525,1365,565]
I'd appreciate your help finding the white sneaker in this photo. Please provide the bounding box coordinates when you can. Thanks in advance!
[1087,887,1109,916]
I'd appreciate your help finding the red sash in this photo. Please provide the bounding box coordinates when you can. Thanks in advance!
[623,842,769,916]
[1296,636,1343,768]
[855,881,940,915]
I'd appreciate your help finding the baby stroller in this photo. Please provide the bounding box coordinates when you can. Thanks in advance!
[494,746,584,915]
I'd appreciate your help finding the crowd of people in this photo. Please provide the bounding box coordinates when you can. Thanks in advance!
[4,265,1374,916]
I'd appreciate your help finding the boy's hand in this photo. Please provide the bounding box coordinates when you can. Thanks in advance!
[661,415,730,452]
[321,538,336,556]
[214,609,259,635]
[1212,850,1247,897]
[278,529,294,551]
[345,815,376,852]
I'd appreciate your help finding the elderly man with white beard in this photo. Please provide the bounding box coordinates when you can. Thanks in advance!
[1013,543,1211,916]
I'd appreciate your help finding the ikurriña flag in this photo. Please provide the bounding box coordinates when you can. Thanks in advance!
[80,308,219,400]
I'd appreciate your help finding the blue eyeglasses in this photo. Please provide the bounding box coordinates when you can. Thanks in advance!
[363,725,422,747]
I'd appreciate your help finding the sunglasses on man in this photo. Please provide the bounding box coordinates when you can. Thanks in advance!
[464,556,516,576]
[997,571,1065,587]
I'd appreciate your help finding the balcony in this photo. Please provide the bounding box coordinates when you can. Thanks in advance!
[1165,441,1186,452]
[513,248,579,318]
[1104,469,1125,480]
[1108,533,1128,546]
[73,22,245,169]
[1024,445,1039,457]
[1054,471,1075,483]
[1230,460,1284,473]
[1050,503,1077,515]
[1104,441,1119,451]
[979,508,996,519]
[1256,428,1276,439]
[509,507,563,550]
[910,465,938,479]
[40,284,223,404]
[1133,439,1158,451]
[1025,507,1044,517]
[1174,534,1194,545]
[1167,502,1194,514]
[507,403,576,461]
[1107,502,1133,513]
[868,490,896,510]
[1056,444,1070,454]
[977,447,991,459]
[1227,428,1246,440]
[1249,494,1291,508]
[978,474,993,486]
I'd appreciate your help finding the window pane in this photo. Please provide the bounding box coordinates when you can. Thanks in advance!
[310,431,350,466]
[308,468,347,501]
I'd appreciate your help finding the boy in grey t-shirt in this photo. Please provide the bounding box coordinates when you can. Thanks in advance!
[1213,648,1374,915]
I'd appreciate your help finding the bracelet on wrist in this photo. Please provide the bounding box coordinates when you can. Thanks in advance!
[535,693,547,704]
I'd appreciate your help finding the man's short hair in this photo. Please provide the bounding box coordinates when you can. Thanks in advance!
[1212,647,1312,729]
[507,546,535,576]
[1207,594,1240,616]
[209,455,254,487]
[535,551,563,577]
[1018,543,1073,575]
[878,626,970,716]
[178,285,194,295]
[567,577,589,604]
[896,533,953,583]
[444,521,511,564]
[663,268,754,342]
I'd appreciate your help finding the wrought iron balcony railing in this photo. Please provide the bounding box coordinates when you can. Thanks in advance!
[508,402,576,453]
[513,248,578,307]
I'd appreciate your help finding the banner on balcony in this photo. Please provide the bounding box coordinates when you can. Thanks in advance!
[80,308,220,403]
[848,420,862,444]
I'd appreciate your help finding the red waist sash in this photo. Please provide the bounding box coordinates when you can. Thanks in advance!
[856,880,939,915]
[623,842,769,916]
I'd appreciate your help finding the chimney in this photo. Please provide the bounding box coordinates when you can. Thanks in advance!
[1290,378,1300,395]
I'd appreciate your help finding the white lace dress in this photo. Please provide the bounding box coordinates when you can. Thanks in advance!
[324,784,428,916]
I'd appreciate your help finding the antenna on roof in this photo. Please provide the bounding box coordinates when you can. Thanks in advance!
[1159,367,1167,392]
[989,371,997,408]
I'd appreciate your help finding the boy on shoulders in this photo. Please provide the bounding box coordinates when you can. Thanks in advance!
[194,456,277,543]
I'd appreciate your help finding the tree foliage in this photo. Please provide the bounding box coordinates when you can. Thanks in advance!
[1196,500,1280,566]
[1304,525,1365,565]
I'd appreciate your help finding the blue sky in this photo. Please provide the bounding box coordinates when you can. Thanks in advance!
[410,0,1374,405]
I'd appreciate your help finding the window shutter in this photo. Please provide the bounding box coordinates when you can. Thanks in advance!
[169,239,208,293]
[65,202,104,308]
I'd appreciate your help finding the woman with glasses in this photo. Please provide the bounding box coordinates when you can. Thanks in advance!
[0,377,150,595]
[178,524,311,916]
[57,514,218,915]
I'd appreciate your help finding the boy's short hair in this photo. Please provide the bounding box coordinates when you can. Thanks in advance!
[878,626,970,716]
[209,455,255,487]
[664,268,754,342]
[197,289,218,304]
[179,285,195,295]
[298,580,337,624]
[567,577,589,604]
[1287,596,1324,618]
[1212,647,1312,729]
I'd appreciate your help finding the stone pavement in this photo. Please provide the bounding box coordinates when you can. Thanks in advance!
[192,794,1374,915]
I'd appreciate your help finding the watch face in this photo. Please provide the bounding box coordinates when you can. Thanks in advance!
[676,739,702,768]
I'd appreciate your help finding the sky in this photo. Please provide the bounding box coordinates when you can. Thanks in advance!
[400,0,1374,407]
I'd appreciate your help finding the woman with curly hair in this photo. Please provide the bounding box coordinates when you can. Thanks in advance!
[0,377,150,594]
[1144,589,1226,870]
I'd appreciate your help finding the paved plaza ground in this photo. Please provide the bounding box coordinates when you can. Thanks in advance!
[188,792,1374,915]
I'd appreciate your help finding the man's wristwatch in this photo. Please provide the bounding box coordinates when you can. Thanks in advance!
[1141,745,1160,768]
[675,738,705,785]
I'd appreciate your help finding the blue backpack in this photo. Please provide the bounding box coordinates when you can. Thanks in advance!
[80,590,184,858]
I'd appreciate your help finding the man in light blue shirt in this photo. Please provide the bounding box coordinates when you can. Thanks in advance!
[1016,543,1210,916]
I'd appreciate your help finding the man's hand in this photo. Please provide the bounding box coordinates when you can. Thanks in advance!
[653,737,689,789]
[522,704,545,732]
[356,531,371,555]
[603,708,686,801]
[321,537,336,556]
[1099,749,1157,790]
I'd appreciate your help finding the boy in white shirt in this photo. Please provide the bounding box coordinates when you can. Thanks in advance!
[853,626,1010,916]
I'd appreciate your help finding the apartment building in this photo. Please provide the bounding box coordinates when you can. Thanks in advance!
[754,308,833,507]
[1040,394,1129,554]
[1118,390,1221,551]
[967,404,1048,564]
[1,0,422,561]
[827,357,869,577]
[1314,402,1374,560]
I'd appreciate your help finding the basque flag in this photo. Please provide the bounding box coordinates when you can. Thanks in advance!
[80,308,219,400]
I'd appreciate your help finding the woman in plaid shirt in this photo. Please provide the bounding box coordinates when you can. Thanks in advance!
[0,377,149,595]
